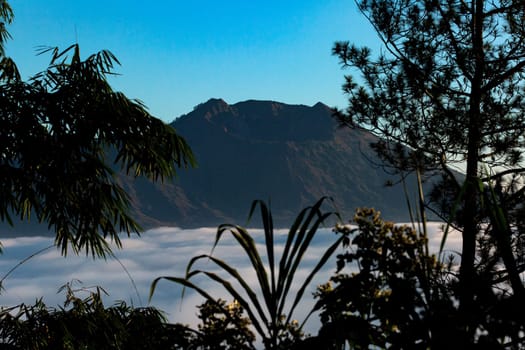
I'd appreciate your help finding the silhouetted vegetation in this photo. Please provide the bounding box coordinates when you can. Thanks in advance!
[151,198,342,350]
[0,1,196,347]
[0,281,198,349]
[2,0,525,348]
[0,1,195,257]
[333,0,525,347]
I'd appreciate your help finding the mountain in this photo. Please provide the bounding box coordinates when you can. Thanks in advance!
[0,98,439,236]
[119,98,428,229]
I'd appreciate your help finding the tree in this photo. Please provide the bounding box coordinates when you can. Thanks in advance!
[0,2,195,257]
[311,209,457,349]
[192,299,256,350]
[333,0,525,344]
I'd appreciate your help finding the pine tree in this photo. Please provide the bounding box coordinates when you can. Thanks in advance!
[334,0,525,345]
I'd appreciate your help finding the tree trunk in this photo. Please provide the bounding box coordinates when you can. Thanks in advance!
[458,0,485,344]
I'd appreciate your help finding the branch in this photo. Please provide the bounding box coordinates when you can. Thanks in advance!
[480,167,525,182]
[482,60,525,93]
[438,0,473,81]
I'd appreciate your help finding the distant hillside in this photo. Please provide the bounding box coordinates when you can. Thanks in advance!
[119,98,430,229]
[2,98,443,236]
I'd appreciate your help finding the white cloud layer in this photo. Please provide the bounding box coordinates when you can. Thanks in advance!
[0,223,461,335]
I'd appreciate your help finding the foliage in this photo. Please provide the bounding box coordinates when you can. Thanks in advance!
[334,0,525,172]
[151,198,343,349]
[0,2,195,257]
[0,1,12,55]
[0,2,197,345]
[310,208,525,349]
[311,208,447,349]
[333,0,525,343]
[0,281,191,349]
[192,299,256,350]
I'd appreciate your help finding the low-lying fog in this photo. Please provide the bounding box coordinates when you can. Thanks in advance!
[0,223,461,334]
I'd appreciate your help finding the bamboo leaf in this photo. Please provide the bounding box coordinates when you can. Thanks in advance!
[277,206,308,296]
[259,200,276,300]
[200,255,269,327]
[215,224,273,314]
[279,211,334,317]
[285,233,345,325]
[280,199,328,298]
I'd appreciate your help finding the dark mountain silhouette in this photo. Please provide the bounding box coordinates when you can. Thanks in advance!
[1,98,440,236]
[119,98,430,229]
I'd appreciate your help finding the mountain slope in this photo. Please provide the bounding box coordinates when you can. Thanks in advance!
[121,98,424,228]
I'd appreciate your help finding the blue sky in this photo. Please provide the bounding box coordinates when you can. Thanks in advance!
[6,1,380,123]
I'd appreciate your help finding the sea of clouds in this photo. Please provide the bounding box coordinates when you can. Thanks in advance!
[0,223,462,335]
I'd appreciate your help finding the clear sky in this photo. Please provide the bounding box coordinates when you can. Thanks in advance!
[6,1,380,123]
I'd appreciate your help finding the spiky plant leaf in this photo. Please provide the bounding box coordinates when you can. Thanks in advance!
[151,198,341,348]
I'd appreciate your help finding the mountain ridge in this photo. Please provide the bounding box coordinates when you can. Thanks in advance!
[120,98,423,229]
[1,98,432,236]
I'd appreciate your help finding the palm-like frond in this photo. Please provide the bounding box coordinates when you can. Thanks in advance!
[151,197,344,348]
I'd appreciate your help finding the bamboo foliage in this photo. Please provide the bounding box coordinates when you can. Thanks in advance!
[150,197,344,349]
[0,42,195,257]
